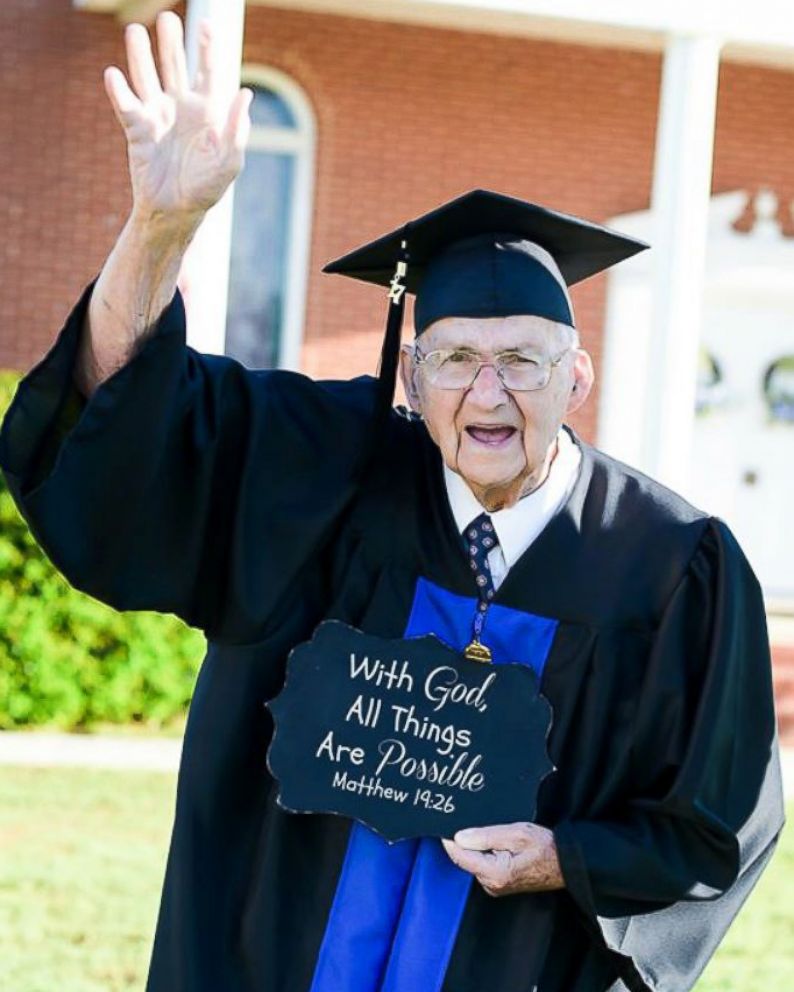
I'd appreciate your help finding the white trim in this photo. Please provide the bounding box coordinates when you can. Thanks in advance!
[235,65,316,371]
[248,0,794,44]
[598,36,723,492]
[641,34,721,493]
[245,0,794,64]
[73,0,794,68]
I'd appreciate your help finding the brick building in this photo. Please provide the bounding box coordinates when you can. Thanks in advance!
[2,0,793,738]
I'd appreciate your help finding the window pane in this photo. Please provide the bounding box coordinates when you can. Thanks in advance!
[249,87,296,128]
[225,151,294,368]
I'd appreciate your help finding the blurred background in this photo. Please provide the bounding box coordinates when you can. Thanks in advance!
[0,0,792,989]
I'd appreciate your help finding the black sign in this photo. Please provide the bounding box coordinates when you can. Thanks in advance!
[265,621,553,842]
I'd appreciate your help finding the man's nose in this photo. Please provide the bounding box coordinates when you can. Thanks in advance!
[467,363,509,407]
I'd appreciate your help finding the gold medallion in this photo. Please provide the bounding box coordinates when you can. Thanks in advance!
[464,639,492,663]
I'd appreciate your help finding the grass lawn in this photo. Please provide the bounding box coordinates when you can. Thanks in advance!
[0,766,175,992]
[0,765,791,991]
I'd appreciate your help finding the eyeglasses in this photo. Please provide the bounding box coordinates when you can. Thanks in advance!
[413,345,572,391]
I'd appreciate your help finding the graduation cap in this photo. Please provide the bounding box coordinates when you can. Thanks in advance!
[323,188,649,422]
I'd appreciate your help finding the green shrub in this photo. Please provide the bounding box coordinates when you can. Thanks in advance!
[0,370,205,730]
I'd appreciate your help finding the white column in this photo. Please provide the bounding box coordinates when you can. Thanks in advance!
[643,33,722,492]
[180,0,247,354]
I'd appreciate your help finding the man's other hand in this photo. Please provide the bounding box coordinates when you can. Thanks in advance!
[441,822,565,896]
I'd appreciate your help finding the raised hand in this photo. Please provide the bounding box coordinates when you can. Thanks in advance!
[103,11,252,225]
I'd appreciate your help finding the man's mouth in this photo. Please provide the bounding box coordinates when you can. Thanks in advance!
[464,425,518,447]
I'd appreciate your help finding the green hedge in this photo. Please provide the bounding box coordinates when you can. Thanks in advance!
[0,370,205,730]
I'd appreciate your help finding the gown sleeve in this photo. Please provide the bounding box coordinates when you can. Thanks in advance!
[0,277,378,645]
[552,517,786,992]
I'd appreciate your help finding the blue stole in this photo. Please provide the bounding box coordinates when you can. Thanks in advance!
[309,577,558,992]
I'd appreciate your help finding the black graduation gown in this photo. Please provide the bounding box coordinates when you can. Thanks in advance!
[0,279,785,992]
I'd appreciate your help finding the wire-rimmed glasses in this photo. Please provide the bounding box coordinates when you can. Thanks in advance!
[413,345,572,391]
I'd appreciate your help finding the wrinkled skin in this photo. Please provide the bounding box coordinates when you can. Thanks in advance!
[441,823,565,896]
[399,314,594,511]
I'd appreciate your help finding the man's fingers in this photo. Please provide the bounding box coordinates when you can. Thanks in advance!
[222,87,253,156]
[193,20,215,97]
[155,11,189,97]
[441,837,488,873]
[103,65,144,128]
[453,823,533,853]
[125,22,164,103]
[441,838,513,892]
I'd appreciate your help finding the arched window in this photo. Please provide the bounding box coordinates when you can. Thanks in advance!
[224,68,315,370]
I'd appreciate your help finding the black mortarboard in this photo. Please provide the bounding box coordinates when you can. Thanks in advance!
[323,188,649,423]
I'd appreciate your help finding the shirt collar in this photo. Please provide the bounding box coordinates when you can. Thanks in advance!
[443,427,582,569]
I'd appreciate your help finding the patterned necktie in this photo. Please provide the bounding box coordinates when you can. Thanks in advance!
[464,511,500,620]
[463,513,500,661]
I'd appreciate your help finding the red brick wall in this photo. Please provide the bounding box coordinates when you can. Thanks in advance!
[0,1,132,370]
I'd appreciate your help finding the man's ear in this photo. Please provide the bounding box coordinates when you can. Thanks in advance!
[565,349,594,415]
[399,344,422,414]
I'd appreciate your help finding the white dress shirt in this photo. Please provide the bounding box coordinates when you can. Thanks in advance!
[443,428,582,590]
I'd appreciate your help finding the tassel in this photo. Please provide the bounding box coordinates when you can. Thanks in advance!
[373,232,411,434]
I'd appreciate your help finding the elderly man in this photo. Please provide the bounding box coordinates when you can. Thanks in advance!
[0,11,784,992]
